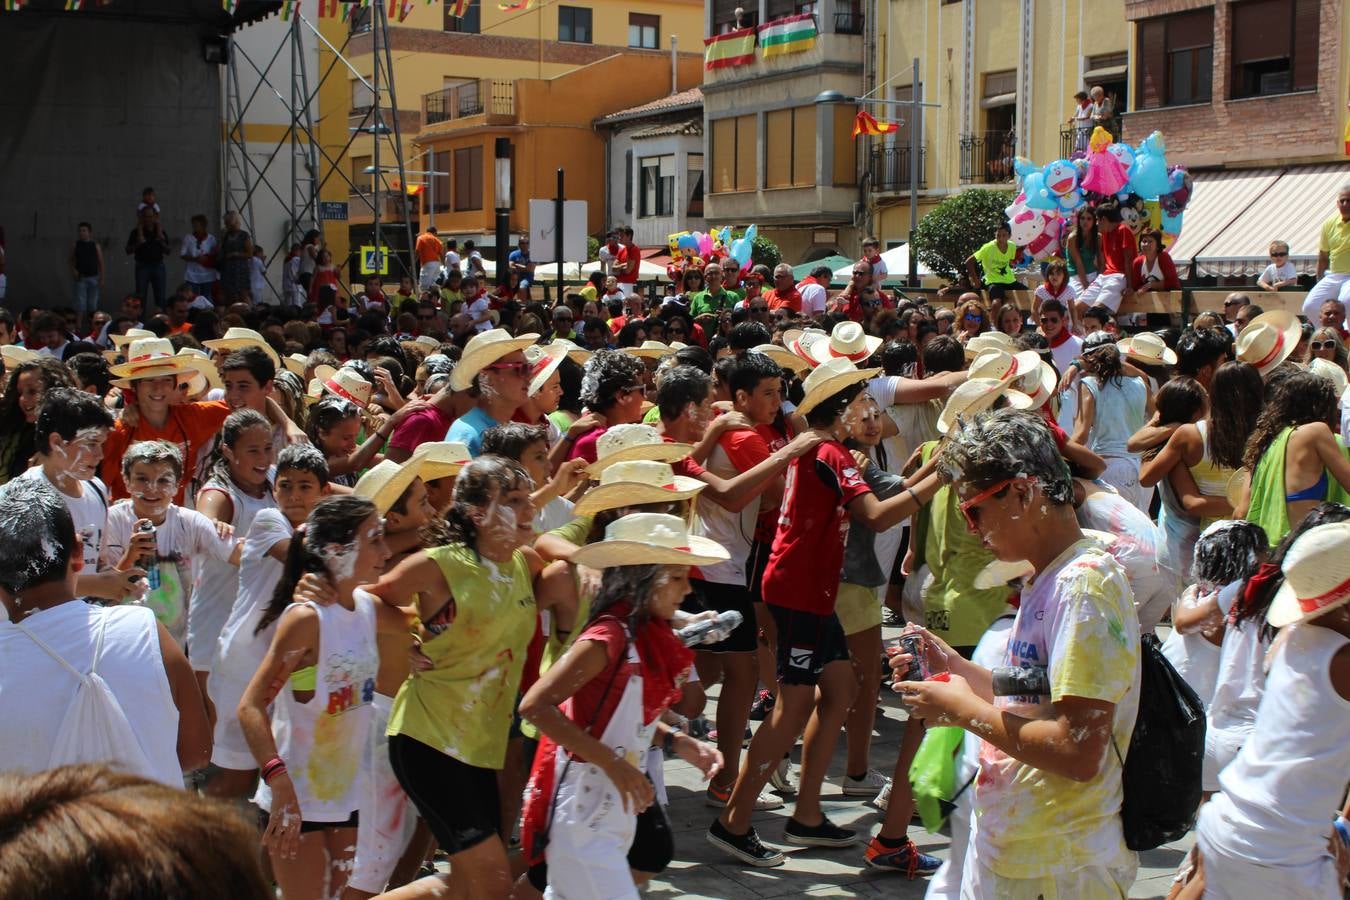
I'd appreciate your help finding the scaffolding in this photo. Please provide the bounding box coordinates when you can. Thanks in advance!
[221,1,416,299]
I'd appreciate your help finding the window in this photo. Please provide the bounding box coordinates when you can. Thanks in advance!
[1137,9,1214,108]
[712,0,754,33]
[559,6,593,43]
[765,106,816,188]
[443,0,480,34]
[710,114,756,192]
[766,0,795,20]
[453,145,483,211]
[352,155,372,193]
[624,149,633,214]
[430,150,451,214]
[639,155,675,217]
[1230,0,1318,99]
[686,153,704,216]
[628,13,658,49]
[351,79,374,115]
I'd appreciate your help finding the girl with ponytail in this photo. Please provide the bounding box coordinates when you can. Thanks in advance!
[1072,331,1151,510]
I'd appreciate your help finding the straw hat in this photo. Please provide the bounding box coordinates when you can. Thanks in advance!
[109,337,218,388]
[1225,468,1250,510]
[795,356,879,418]
[175,347,223,395]
[804,321,883,366]
[624,340,677,360]
[110,327,156,350]
[353,459,419,515]
[936,377,1032,434]
[784,327,827,364]
[973,557,1035,589]
[1309,357,1349,398]
[567,512,730,568]
[669,341,690,351]
[586,423,693,476]
[1,345,39,366]
[450,328,539,391]
[524,343,568,397]
[968,349,1043,387]
[283,353,309,377]
[963,331,1016,360]
[204,327,280,366]
[1235,310,1301,377]
[752,343,813,375]
[414,335,441,351]
[306,365,372,406]
[1117,332,1177,366]
[549,338,590,364]
[573,459,705,517]
[1014,360,1058,410]
[409,441,472,482]
[1268,522,1350,627]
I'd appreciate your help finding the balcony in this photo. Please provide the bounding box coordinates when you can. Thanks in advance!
[423,80,514,127]
[959,130,1017,184]
[1058,116,1123,160]
[833,9,863,34]
[869,144,927,193]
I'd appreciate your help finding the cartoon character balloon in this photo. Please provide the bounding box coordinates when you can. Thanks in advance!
[1014,158,1056,211]
[1130,131,1171,200]
[1081,127,1130,196]
[1158,166,1193,216]
[728,224,757,267]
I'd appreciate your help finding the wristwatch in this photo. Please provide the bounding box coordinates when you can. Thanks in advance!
[662,725,683,753]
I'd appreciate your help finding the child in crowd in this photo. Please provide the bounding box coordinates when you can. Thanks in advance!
[1257,240,1298,291]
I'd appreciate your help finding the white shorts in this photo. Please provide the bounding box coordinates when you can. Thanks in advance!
[209,631,271,771]
[1304,273,1350,320]
[1102,456,1151,514]
[348,693,420,895]
[419,261,441,290]
[1078,273,1129,313]
[959,842,1136,899]
[618,281,639,298]
[1197,827,1340,900]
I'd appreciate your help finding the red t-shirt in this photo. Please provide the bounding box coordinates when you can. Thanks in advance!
[762,440,870,614]
[567,618,638,756]
[1100,223,1137,276]
[617,242,641,285]
[388,404,455,455]
[765,288,802,313]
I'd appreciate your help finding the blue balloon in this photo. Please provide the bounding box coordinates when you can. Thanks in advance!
[1131,132,1171,200]
[1021,172,1057,210]
[1161,210,1183,236]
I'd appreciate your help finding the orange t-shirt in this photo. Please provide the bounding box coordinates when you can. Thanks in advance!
[415,232,443,266]
[101,401,232,502]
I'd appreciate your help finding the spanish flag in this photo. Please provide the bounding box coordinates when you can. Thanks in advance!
[704,27,756,70]
[498,0,534,12]
[853,110,899,138]
[446,0,471,16]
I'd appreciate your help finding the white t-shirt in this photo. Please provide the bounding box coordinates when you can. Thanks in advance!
[1259,261,1297,287]
[214,508,293,678]
[466,295,493,332]
[798,281,827,317]
[181,233,220,284]
[862,255,888,282]
[19,467,106,573]
[249,256,268,305]
[101,501,236,645]
[444,250,461,271]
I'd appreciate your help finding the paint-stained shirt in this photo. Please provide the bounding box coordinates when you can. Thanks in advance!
[972,539,1140,879]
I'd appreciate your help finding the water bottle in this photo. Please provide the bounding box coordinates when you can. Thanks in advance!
[137,520,160,591]
[676,610,743,647]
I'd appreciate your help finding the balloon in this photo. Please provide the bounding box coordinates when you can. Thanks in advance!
[1106,142,1136,173]
[1043,159,1078,197]
[1007,205,1049,246]
[1028,214,1063,261]
[1056,188,1084,214]
[1161,210,1183,241]
[743,224,757,244]
[730,237,752,266]
[1022,172,1056,210]
[1131,131,1170,200]
[1159,166,1193,216]
[695,232,712,258]
[676,234,699,257]
[717,226,731,248]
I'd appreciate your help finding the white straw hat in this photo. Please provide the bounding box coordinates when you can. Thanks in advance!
[623,340,676,360]
[204,326,280,366]
[414,335,442,351]
[752,343,813,375]
[175,347,223,395]
[1268,522,1350,627]
[307,365,372,406]
[1235,310,1301,377]
[524,343,568,398]
[409,441,472,482]
[568,512,730,568]
[795,356,879,418]
[573,459,705,517]
[1,345,39,366]
[1308,357,1349,399]
[784,327,828,364]
[1116,332,1178,366]
[1013,359,1058,410]
[968,349,1043,386]
[109,338,218,388]
[586,423,693,476]
[963,331,1017,360]
[805,321,883,366]
[110,327,157,350]
[450,328,539,391]
[936,377,1032,434]
[283,353,309,377]
[353,459,419,515]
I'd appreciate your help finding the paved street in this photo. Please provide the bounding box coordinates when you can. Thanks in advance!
[646,628,1192,899]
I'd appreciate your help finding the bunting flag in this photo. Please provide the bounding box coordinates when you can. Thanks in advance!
[703,27,756,70]
[280,0,298,19]
[406,184,426,197]
[498,0,534,12]
[446,0,471,16]
[758,13,817,58]
[1344,109,1350,156]
[853,110,899,138]
[3,0,26,8]
[221,0,238,12]
[390,0,415,20]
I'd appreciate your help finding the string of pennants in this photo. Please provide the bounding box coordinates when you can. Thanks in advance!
[0,1,499,20]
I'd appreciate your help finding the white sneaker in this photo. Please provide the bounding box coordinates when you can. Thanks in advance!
[836,769,891,799]
[769,755,796,794]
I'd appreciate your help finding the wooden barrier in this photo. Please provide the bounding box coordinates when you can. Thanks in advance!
[1190,290,1308,317]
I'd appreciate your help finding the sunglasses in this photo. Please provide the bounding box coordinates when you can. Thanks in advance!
[958,477,1017,531]
[1039,316,1061,325]
[1272,252,1288,258]
[484,361,529,376]
[1223,300,1243,306]
[1311,340,1338,351]
[964,314,983,322]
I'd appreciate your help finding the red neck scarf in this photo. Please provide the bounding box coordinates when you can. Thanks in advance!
[1236,562,1282,623]
[601,604,694,723]
[1047,327,1073,349]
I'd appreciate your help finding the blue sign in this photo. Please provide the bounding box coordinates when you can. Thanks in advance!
[319,201,348,221]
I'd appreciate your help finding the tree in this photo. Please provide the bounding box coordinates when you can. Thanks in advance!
[910,188,1014,283]
[750,234,781,270]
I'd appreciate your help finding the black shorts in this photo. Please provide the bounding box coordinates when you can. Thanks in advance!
[745,539,772,603]
[685,579,758,653]
[525,795,674,890]
[768,604,850,686]
[388,733,500,856]
[256,809,359,833]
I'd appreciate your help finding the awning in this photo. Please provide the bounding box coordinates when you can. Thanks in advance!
[1190,163,1350,278]
[1167,168,1282,276]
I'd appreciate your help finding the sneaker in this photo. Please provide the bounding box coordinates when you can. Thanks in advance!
[705,781,785,810]
[687,715,713,739]
[836,769,892,798]
[768,755,796,794]
[863,836,942,877]
[707,820,785,867]
[881,608,902,627]
[783,816,858,848]
[748,688,776,721]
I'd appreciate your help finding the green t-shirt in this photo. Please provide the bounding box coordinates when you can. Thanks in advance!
[689,288,743,318]
[974,239,1018,285]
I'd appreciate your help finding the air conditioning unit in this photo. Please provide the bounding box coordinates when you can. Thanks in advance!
[1258,70,1290,95]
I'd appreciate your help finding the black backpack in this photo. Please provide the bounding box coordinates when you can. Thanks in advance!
[1113,633,1206,851]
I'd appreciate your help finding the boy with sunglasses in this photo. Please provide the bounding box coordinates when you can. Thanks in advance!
[1257,240,1298,292]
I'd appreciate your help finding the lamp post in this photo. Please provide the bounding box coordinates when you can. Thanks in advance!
[495,137,512,289]
[815,59,938,288]
[364,164,451,230]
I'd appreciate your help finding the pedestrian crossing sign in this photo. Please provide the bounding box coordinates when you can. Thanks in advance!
[359,245,390,275]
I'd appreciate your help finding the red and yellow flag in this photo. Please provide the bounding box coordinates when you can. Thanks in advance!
[446,0,471,15]
[498,0,533,12]
[853,110,898,138]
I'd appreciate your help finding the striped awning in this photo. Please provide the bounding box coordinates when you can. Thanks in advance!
[1166,168,1281,277]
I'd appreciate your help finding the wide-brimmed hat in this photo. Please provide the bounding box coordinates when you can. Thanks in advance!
[353,459,419,515]
[1014,359,1058,410]
[1,345,39,366]
[936,377,1032,434]
[1117,332,1177,367]
[795,356,879,418]
[805,321,883,366]
[623,340,676,360]
[752,343,813,375]
[414,335,441,351]
[573,459,705,517]
[1225,468,1250,510]
[586,423,693,476]
[1269,522,1350,627]
[784,327,827,364]
[968,349,1043,387]
[409,441,472,482]
[524,343,568,398]
[567,512,730,568]
[546,338,590,364]
[1236,310,1301,377]
[110,337,218,388]
[175,347,223,396]
[973,557,1035,589]
[283,353,309,377]
[110,327,156,350]
[306,365,372,406]
[1309,357,1349,398]
[450,328,539,392]
[204,327,280,366]
[963,331,1016,360]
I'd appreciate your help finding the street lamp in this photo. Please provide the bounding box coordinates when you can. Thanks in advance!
[816,58,939,288]
[495,137,512,288]
[364,164,451,229]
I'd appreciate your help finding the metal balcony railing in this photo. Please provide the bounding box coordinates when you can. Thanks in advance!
[423,80,514,125]
[833,9,863,33]
[1059,116,1123,159]
[959,130,1017,183]
[869,144,927,193]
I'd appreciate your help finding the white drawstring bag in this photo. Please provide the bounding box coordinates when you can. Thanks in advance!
[17,608,156,781]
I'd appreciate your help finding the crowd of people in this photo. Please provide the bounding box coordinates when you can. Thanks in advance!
[4,187,1350,900]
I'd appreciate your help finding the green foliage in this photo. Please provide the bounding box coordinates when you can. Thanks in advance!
[586,235,600,262]
[910,189,1014,283]
[750,234,781,270]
